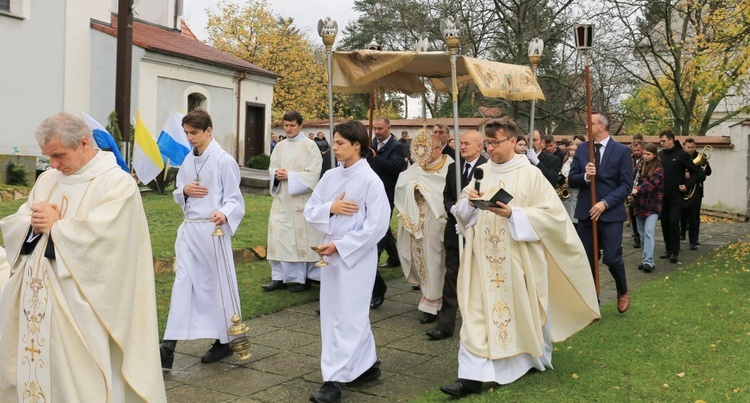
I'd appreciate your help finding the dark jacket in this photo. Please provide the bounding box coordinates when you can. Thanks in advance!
[368,135,407,207]
[536,150,563,188]
[569,139,633,222]
[443,155,487,247]
[657,142,703,202]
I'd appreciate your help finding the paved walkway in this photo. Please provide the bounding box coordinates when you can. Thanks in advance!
[163,221,750,402]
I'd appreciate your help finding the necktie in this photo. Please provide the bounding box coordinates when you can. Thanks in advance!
[462,162,471,185]
[378,141,384,151]
[594,143,602,170]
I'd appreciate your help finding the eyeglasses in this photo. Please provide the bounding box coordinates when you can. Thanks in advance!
[433,145,443,150]
[485,137,512,148]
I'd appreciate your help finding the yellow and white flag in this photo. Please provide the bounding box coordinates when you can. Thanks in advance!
[133,110,165,185]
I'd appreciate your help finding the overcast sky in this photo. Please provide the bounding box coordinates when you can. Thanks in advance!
[182,0,361,41]
[181,1,425,118]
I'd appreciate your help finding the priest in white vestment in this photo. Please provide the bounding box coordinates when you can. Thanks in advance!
[0,112,166,402]
[304,120,391,403]
[395,129,452,323]
[161,109,246,369]
[264,111,323,292]
[440,118,600,398]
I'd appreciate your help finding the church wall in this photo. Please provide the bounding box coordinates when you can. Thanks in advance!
[0,0,67,156]
[702,123,750,217]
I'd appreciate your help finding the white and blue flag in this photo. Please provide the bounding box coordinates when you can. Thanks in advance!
[156,111,190,165]
[80,112,129,172]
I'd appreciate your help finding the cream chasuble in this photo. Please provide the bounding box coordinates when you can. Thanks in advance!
[455,155,599,374]
[395,154,452,314]
[0,246,8,291]
[267,134,323,264]
[0,152,166,402]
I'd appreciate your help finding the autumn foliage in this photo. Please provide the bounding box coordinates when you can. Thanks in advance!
[206,0,328,120]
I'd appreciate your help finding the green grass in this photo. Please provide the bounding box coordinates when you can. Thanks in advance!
[1,190,411,337]
[412,242,750,402]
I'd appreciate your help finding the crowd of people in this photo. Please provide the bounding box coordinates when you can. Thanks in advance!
[0,109,711,402]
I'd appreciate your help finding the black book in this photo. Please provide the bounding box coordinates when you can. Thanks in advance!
[470,187,514,210]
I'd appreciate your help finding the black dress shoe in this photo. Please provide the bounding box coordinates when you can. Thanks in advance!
[637,264,645,271]
[633,240,641,248]
[378,261,400,268]
[310,381,343,403]
[426,329,453,340]
[669,253,678,263]
[160,345,174,371]
[347,360,381,386]
[262,280,287,291]
[643,264,654,273]
[289,282,311,293]
[659,252,671,259]
[440,380,481,398]
[419,313,437,324]
[690,244,698,250]
[370,295,385,309]
[411,284,421,290]
[201,340,233,363]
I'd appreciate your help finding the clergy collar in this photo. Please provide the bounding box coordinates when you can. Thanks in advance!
[287,132,305,142]
[339,157,368,176]
[56,151,118,185]
[488,153,529,173]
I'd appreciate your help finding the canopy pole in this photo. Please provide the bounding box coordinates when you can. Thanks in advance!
[450,53,464,257]
[327,47,336,168]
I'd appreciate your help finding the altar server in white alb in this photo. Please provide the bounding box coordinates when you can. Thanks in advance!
[263,110,323,293]
[0,112,166,402]
[304,120,391,403]
[395,128,452,324]
[160,108,245,371]
[0,246,9,291]
[440,117,600,398]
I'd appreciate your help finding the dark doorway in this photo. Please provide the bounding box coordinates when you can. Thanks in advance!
[244,103,265,166]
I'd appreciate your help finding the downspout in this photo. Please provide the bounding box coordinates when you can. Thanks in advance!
[174,0,183,30]
[235,72,247,162]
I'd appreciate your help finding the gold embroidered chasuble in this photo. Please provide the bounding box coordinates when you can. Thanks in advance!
[456,155,600,360]
[395,154,453,313]
[0,152,166,402]
[267,135,323,262]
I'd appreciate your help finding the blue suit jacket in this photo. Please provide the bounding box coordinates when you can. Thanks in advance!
[569,138,633,222]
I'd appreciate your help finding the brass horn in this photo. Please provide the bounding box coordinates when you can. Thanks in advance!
[693,145,712,166]
[684,145,712,201]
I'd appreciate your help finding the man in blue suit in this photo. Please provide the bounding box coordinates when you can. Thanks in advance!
[569,111,633,313]
[368,116,408,309]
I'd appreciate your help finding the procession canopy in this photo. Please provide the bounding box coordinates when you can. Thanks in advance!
[331,50,545,101]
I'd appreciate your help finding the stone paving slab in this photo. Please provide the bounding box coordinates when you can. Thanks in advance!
[163,222,749,402]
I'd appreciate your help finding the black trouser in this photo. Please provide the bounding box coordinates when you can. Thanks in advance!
[373,206,398,298]
[629,204,640,240]
[681,197,701,244]
[661,198,684,255]
[436,221,459,334]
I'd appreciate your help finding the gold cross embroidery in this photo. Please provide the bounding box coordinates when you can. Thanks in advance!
[490,274,504,287]
[25,339,41,361]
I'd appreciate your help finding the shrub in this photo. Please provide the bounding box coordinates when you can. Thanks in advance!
[7,161,29,186]
[246,154,271,170]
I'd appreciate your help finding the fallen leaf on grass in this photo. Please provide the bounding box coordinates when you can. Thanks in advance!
[676,372,685,378]
[663,384,669,389]
[572,373,579,379]
[734,388,740,393]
